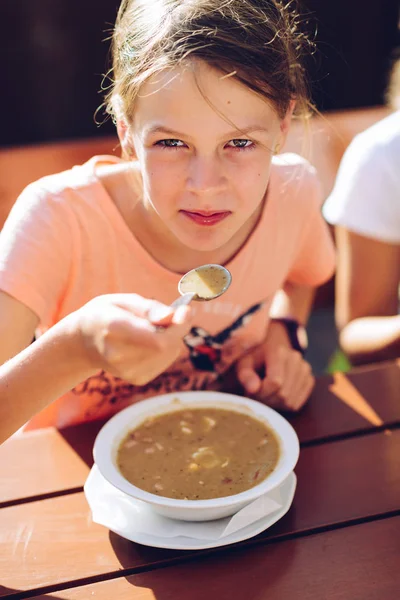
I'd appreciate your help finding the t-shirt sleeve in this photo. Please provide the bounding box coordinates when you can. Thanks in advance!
[322,135,400,244]
[0,182,73,323]
[287,166,336,286]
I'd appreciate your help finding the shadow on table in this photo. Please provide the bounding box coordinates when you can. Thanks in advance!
[57,360,400,469]
[109,529,298,600]
[0,585,61,598]
[59,419,106,467]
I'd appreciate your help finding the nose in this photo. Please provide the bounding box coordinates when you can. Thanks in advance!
[186,155,226,195]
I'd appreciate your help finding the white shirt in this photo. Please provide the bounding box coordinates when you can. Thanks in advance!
[323,111,400,244]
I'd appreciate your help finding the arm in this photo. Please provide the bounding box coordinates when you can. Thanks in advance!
[335,226,400,365]
[230,162,333,406]
[0,291,192,444]
[229,283,315,410]
[0,298,97,443]
[264,281,314,352]
[270,281,315,324]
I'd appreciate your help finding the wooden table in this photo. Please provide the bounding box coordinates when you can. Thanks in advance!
[1,360,399,599]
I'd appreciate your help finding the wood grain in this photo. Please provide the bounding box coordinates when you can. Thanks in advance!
[2,362,399,505]
[291,360,400,443]
[0,429,90,505]
[31,516,399,600]
[1,430,399,595]
[0,137,117,229]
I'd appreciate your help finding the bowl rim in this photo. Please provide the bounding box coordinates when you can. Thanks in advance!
[93,391,300,509]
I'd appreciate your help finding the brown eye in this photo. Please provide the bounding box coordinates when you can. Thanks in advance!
[227,139,253,149]
[156,139,185,148]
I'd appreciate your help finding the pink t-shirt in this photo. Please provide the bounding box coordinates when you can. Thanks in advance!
[0,154,335,429]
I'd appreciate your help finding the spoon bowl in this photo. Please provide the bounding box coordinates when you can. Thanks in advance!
[148,264,232,322]
[178,264,232,302]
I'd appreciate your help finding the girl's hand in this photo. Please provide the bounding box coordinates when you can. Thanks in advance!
[235,321,314,411]
[75,293,193,385]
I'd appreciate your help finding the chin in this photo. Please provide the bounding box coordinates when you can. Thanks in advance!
[175,229,232,253]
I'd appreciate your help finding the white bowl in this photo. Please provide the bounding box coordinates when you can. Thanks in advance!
[93,391,299,521]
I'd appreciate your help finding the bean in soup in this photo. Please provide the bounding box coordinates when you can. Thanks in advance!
[117,407,280,500]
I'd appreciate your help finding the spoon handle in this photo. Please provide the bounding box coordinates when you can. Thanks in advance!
[170,292,196,309]
[147,292,196,326]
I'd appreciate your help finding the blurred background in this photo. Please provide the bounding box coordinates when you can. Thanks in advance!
[1,0,399,374]
[1,0,400,148]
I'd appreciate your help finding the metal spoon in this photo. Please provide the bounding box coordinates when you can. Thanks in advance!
[173,263,232,307]
[149,264,232,323]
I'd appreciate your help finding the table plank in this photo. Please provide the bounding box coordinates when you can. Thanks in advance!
[1,430,399,595]
[0,429,90,506]
[25,516,400,600]
[1,361,399,505]
[292,360,400,443]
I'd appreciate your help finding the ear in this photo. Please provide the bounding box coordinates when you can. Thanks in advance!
[278,99,296,146]
[116,118,137,160]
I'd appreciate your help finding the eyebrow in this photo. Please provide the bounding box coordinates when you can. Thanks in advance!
[143,124,270,139]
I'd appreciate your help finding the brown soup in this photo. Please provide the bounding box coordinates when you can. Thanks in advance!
[179,265,229,299]
[117,407,280,500]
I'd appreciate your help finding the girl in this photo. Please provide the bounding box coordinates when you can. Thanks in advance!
[0,0,335,444]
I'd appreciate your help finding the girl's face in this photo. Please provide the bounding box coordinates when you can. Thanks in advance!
[123,61,292,254]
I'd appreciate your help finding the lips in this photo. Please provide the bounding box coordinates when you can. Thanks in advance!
[180,210,231,226]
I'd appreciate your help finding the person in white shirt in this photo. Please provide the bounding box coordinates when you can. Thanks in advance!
[323,59,400,365]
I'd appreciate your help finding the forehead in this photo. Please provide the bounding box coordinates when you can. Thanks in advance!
[132,61,280,135]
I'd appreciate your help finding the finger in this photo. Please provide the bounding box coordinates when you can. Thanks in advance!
[103,306,162,347]
[171,305,192,325]
[256,391,289,412]
[147,304,176,325]
[148,302,193,327]
[280,367,314,411]
[104,309,191,372]
[278,351,305,402]
[236,354,262,395]
[259,376,281,399]
[104,293,176,325]
[259,391,282,409]
[260,345,286,397]
[99,293,157,316]
[281,360,313,410]
[289,375,315,411]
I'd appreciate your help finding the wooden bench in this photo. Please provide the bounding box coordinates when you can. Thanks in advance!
[0,105,392,311]
[0,106,391,231]
[284,105,391,198]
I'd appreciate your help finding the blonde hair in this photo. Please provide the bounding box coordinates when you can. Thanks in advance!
[105,0,314,124]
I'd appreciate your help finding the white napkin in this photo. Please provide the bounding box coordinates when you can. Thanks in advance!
[84,465,283,540]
